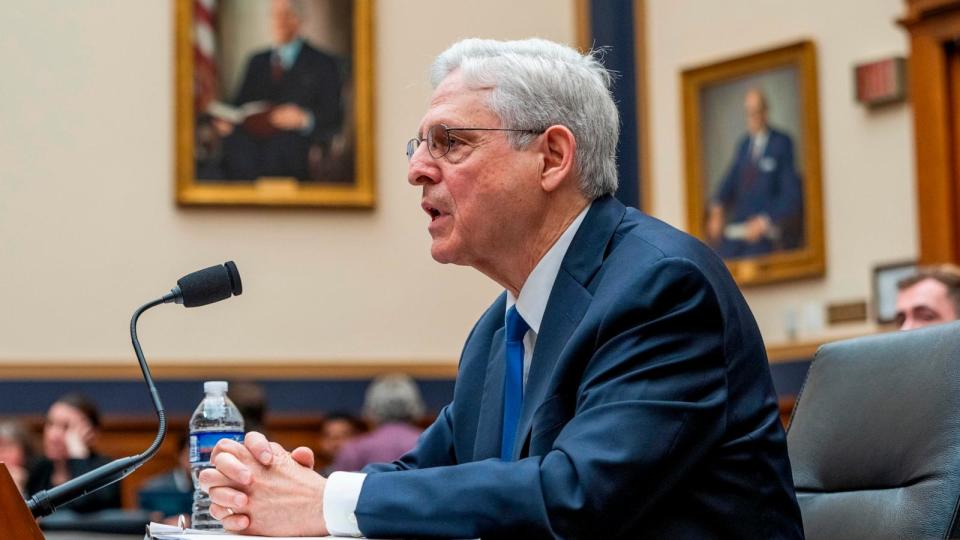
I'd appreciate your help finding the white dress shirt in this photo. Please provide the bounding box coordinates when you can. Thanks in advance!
[323,204,591,537]
[751,129,769,162]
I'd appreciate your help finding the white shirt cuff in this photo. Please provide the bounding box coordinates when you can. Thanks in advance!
[323,471,366,537]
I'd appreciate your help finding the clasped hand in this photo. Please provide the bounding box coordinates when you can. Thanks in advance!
[270,104,309,131]
[198,432,329,536]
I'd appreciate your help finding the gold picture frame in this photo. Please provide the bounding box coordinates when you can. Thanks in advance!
[174,0,375,207]
[682,41,824,285]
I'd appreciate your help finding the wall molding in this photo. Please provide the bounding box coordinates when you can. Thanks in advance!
[0,335,861,380]
[0,327,883,380]
[0,360,460,380]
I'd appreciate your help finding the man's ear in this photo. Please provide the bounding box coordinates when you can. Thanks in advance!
[538,125,577,193]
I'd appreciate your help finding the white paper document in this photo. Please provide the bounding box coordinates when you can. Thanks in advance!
[145,521,355,539]
[205,100,271,124]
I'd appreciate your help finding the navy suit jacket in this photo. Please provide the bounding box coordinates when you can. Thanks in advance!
[712,128,804,258]
[234,40,343,143]
[358,196,803,539]
[220,41,344,180]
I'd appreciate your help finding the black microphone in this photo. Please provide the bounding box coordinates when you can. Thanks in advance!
[26,261,243,518]
[166,260,243,307]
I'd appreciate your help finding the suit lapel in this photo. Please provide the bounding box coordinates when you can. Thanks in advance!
[557,195,626,286]
[510,196,627,459]
[511,271,591,459]
[473,326,506,460]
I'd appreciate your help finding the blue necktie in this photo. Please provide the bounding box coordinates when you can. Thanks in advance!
[501,306,529,460]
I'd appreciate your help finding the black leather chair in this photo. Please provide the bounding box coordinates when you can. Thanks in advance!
[787,321,960,539]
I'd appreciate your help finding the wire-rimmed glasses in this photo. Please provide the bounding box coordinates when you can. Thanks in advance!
[406,123,545,161]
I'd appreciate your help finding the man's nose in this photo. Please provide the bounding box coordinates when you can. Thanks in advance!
[900,318,917,331]
[407,144,440,186]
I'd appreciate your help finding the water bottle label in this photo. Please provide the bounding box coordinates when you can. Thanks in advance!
[189,431,244,465]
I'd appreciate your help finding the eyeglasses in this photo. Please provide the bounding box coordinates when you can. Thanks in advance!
[406,123,545,161]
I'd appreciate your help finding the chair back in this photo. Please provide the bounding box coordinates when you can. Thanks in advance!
[787,321,960,539]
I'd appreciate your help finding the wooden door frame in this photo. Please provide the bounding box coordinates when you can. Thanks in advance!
[900,0,960,264]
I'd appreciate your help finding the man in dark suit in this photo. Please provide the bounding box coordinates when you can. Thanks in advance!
[215,0,343,180]
[137,436,192,520]
[707,88,804,258]
[200,38,803,538]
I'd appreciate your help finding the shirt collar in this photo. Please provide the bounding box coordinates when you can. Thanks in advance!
[506,203,591,334]
[753,129,769,148]
[275,38,303,70]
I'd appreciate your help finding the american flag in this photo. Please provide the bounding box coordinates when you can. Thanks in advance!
[193,0,218,113]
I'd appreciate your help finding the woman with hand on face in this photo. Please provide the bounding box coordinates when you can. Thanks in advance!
[26,393,121,513]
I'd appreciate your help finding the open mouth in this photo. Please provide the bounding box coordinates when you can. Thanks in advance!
[423,202,446,221]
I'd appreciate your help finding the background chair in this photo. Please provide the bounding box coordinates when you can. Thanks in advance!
[787,321,960,539]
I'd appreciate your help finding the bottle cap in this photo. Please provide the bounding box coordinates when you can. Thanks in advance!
[204,380,228,394]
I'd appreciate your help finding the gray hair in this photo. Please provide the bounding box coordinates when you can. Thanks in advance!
[362,374,426,424]
[431,38,620,199]
[0,420,35,461]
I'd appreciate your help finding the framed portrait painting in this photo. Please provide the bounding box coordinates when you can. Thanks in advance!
[872,260,916,325]
[175,0,375,207]
[682,41,824,285]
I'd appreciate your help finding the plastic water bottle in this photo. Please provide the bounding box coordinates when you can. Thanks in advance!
[189,380,244,530]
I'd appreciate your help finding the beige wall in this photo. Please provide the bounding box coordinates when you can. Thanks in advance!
[0,0,573,364]
[0,0,918,365]
[646,0,916,343]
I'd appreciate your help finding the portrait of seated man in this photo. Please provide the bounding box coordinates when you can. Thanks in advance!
[200,0,347,182]
[707,88,804,259]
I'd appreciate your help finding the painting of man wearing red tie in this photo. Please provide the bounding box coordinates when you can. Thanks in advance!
[706,88,803,259]
[207,0,347,182]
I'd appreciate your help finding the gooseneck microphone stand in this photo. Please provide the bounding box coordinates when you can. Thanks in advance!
[25,260,241,517]
[26,295,171,517]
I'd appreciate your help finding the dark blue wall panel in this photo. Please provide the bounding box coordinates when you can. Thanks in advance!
[0,379,456,417]
[590,0,641,209]
[769,360,812,397]
[0,360,810,419]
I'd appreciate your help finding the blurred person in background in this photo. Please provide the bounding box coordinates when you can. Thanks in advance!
[228,380,268,435]
[331,374,425,472]
[26,393,121,513]
[138,435,193,522]
[895,264,960,330]
[0,419,36,494]
[317,411,365,475]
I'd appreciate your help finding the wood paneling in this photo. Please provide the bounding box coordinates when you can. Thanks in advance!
[900,0,960,264]
[0,340,835,380]
[779,395,797,429]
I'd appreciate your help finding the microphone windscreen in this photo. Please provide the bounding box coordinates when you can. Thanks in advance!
[176,261,242,308]
[224,260,243,296]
